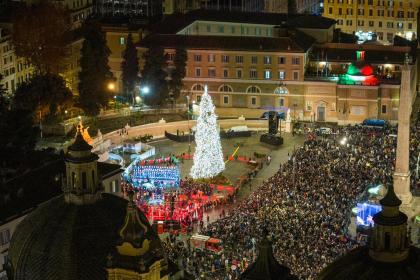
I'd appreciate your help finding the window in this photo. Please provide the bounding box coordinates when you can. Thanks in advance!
[278,70,285,80]
[166,53,175,61]
[223,69,229,78]
[208,68,216,77]
[251,56,258,64]
[195,68,201,77]
[194,54,202,62]
[196,95,202,102]
[218,25,224,33]
[264,56,271,64]
[249,69,258,79]
[219,84,233,92]
[0,229,11,246]
[247,86,261,93]
[119,37,125,45]
[369,21,374,27]
[293,71,299,80]
[251,96,257,105]
[279,98,284,107]
[72,172,76,188]
[223,95,229,104]
[208,54,216,63]
[306,101,312,111]
[192,84,204,91]
[82,172,87,189]
[278,57,285,64]
[235,68,243,78]
[382,105,387,114]
[274,87,288,94]
[235,55,244,63]
[264,70,271,79]
[231,26,235,33]
[221,55,229,63]
[206,25,211,32]
[292,57,300,65]
[111,180,118,193]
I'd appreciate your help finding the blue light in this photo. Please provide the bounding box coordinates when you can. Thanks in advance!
[356,202,382,227]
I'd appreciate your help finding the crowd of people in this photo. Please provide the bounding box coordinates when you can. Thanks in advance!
[181,178,214,196]
[163,123,419,279]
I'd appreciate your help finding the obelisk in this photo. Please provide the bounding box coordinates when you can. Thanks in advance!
[393,61,413,206]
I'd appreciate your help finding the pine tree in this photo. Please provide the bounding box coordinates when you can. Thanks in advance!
[78,21,113,116]
[121,33,139,104]
[169,47,187,102]
[190,85,225,179]
[141,46,168,106]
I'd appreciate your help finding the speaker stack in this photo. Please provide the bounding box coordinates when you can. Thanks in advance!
[260,111,284,146]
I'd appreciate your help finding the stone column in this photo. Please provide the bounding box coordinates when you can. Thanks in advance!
[393,64,413,205]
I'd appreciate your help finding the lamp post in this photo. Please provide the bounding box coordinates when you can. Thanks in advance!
[186,94,191,154]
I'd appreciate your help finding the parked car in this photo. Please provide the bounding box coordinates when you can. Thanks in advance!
[260,111,285,120]
[315,127,332,135]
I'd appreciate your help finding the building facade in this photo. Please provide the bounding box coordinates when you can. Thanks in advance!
[0,29,33,95]
[102,23,144,94]
[94,0,162,17]
[323,0,419,43]
[138,11,415,124]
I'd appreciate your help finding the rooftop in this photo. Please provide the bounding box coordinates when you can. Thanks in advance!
[312,43,412,64]
[151,9,336,34]
[139,32,315,53]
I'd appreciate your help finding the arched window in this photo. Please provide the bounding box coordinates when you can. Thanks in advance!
[246,86,261,94]
[218,84,233,92]
[191,84,205,92]
[82,172,87,190]
[72,172,76,188]
[274,87,288,94]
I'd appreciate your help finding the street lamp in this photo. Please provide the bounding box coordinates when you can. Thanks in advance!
[141,86,150,94]
[108,82,116,91]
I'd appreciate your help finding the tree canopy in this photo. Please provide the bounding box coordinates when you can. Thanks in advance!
[13,73,73,121]
[141,46,168,106]
[78,20,113,116]
[169,47,187,102]
[12,1,71,74]
[0,75,38,166]
[121,33,139,104]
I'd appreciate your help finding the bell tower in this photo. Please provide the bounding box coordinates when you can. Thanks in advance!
[369,185,410,263]
[64,124,101,204]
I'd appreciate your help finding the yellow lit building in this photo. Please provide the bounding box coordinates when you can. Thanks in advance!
[102,23,144,94]
[138,10,416,124]
[323,0,419,43]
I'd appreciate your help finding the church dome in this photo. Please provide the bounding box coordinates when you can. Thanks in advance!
[7,193,166,280]
[7,126,169,280]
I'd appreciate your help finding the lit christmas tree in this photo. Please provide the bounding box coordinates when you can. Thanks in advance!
[190,85,225,179]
